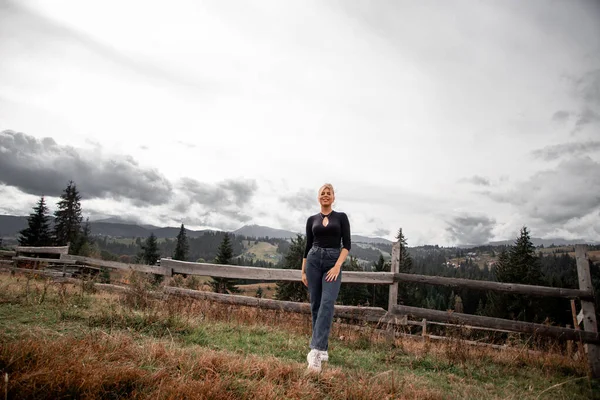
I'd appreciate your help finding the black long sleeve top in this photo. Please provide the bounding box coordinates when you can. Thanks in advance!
[304,210,351,258]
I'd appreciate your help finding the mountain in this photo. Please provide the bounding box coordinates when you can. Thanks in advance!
[233,224,298,239]
[0,215,29,237]
[352,235,393,245]
[0,215,209,239]
[94,217,160,231]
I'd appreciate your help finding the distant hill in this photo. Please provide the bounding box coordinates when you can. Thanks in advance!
[0,215,210,239]
[352,235,393,245]
[486,238,599,247]
[232,224,393,244]
[233,224,298,239]
[0,215,29,237]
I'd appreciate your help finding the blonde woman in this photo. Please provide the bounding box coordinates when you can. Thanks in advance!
[301,183,351,372]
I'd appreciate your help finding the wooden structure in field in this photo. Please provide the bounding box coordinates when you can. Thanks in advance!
[4,243,599,378]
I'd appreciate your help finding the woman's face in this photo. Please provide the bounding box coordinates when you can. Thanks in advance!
[318,186,334,207]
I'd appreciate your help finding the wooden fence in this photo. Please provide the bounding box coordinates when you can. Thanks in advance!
[4,243,599,378]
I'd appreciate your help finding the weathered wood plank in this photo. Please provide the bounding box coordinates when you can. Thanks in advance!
[62,255,170,276]
[163,286,392,322]
[388,241,400,311]
[13,256,77,264]
[160,259,394,284]
[392,305,600,344]
[15,246,69,255]
[575,245,600,378]
[393,272,593,300]
[425,320,517,334]
[0,250,16,257]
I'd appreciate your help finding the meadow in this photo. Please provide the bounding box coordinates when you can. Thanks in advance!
[0,271,597,399]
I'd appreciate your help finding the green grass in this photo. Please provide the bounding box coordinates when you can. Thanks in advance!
[0,273,598,399]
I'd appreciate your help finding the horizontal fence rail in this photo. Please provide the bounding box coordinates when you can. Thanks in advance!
[393,272,593,300]
[392,305,600,344]
[164,286,395,323]
[14,256,76,264]
[0,250,16,258]
[62,255,171,275]
[15,246,69,255]
[160,259,394,284]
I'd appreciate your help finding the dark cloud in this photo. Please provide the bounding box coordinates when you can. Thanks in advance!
[280,189,315,211]
[531,140,600,161]
[575,69,600,106]
[551,110,570,123]
[459,175,491,186]
[568,69,600,133]
[574,108,600,133]
[487,157,600,225]
[218,180,258,207]
[0,130,173,205]
[176,177,257,224]
[446,215,496,245]
[179,178,257,209]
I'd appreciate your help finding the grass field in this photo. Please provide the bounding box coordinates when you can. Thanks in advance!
[240,240,282,263]
[0,272,598,399]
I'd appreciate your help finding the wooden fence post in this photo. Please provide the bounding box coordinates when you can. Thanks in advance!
[388,241,400,312]
[570,299,581,357]
[575,245,600,378]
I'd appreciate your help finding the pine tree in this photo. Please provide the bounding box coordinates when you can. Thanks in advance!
[18,196,53,246]
[173,223,189,261]
[53,181,83,249]
[396,228,413,305]
[209,233,239,294]
[255,286,264,298]
[274,234,308,302]
[508,227,542,286]
[396,228,413,273]
[142,233,160,265]
[487,227,542,321]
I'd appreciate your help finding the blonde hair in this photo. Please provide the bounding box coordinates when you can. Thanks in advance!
[318,183,335,196]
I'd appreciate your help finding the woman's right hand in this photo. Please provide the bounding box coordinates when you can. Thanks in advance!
[301,271,308,287]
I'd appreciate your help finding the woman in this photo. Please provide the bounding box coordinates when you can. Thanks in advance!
[301,183,351,372]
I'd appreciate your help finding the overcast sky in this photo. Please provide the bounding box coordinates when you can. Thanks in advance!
[1,0,599,246]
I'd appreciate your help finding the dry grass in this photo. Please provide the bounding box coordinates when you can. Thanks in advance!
[0,332,444,400]
[0,272,597,399]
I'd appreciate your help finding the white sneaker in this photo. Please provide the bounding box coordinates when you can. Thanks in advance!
[306,349,322,372]
[319,350,329,362]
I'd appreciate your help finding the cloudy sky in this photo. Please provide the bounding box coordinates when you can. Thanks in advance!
[1,0,599,246]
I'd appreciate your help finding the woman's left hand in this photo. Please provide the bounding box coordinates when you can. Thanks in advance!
[325,265,341,282]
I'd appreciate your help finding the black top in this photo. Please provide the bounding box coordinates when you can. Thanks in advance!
[304,210,351,258]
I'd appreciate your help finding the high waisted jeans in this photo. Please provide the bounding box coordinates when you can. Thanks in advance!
[306,246,342,351]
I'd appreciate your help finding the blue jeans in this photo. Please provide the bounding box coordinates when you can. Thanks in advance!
[306,246,342,351]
